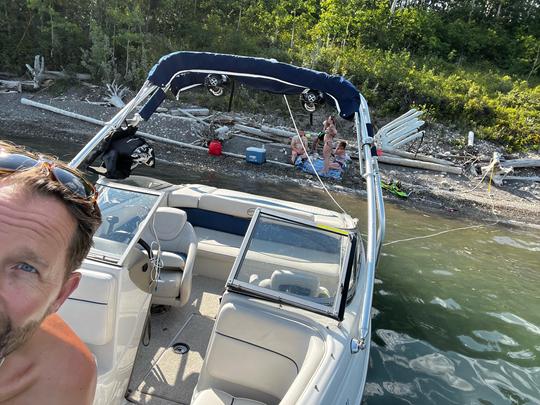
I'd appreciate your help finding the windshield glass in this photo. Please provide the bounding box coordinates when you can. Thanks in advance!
[230,212,350,316]
[92,185,159,259]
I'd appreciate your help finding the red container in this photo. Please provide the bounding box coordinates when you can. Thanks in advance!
[208,140,222,156]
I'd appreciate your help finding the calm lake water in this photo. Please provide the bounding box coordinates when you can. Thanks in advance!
[4,134,540,404]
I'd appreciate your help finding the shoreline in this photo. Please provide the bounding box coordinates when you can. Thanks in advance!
[1,89,538,226]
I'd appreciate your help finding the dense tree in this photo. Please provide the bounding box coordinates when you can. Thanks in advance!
[0,0,538,150]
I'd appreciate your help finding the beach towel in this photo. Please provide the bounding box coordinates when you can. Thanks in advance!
[295,157,343,180]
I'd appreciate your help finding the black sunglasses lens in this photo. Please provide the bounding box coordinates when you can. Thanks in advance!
[52,167,94,198]
[0,153,37,173]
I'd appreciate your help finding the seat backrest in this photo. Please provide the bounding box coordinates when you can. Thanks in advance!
[143,207,197,306]
[196,293,325,405]
[58,268,116,346]
[152,207,187,246]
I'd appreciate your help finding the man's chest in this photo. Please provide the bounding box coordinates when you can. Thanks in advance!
[0,359,38,403]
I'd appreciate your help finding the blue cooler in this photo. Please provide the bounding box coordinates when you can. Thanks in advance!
[245,147,266,164]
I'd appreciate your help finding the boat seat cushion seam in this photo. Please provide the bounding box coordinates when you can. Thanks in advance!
[215,331,299,374]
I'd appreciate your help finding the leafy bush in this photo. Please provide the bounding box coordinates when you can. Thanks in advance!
[313,46,539,151]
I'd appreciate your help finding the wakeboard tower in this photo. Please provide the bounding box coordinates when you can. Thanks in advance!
[62,51,385,405]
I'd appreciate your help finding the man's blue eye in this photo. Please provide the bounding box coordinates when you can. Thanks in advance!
[17,263,38,274]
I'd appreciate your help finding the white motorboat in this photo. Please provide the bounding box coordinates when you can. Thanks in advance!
[60,52,386,405]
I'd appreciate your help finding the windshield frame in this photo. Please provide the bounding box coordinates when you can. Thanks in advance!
[226,208,354,320]
[89,181,165,265]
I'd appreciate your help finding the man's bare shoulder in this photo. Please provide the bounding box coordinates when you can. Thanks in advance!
[32,314,97,403]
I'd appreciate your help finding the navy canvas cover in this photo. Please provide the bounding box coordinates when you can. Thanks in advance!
[146,51,361,120]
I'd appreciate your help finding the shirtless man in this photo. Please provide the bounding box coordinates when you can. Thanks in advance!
[0,141,102,404]
[290,130,309,164]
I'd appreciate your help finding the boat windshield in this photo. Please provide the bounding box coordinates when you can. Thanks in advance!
[91,185,160,261]
[227,209,353,319]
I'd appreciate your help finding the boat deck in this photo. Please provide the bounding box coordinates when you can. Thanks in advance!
[126,276,225,405]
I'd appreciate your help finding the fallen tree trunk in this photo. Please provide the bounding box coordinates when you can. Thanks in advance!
[0,79,37,92]
[174,107,211,127]
[234,124,280,142]
[500,159,540,169]
[378,155,462,174]
[169,108,209,117]
[20,98,291,168]
[496,175,540,184]
[382,148,456,166]
[42,71,92,81]
[156,113,201,122]
[261,125,296,138]
[0,80,22,92]
[231,133,272,143]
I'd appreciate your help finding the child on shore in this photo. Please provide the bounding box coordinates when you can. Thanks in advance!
[333,141,351,170]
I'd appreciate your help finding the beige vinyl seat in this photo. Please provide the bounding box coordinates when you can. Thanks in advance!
[191,292,325,405]
[144,207,197,307]
[192,388,266,405]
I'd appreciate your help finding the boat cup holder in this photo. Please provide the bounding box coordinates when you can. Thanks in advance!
[172,342,190,355]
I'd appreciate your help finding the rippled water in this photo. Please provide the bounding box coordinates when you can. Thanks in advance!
[366,208,540,404]
[5,134,540,404]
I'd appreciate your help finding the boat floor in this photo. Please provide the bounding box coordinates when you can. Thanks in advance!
[126,275,225,404]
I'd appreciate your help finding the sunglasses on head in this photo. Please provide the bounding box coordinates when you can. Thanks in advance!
[0,149,96,201]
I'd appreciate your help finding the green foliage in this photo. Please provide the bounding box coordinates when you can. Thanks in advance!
[81,22,115,83]
[0,0,538,151]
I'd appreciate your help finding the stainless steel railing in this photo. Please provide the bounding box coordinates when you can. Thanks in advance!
[353,95,386,350]
[69,81,157,169]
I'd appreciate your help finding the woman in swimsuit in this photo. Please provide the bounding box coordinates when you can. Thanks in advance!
[312,115,337,154]
[322,125,337,173]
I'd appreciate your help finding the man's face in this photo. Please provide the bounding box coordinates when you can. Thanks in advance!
[0,183,80,358]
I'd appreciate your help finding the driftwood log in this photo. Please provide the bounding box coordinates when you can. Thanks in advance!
[500,159,540,169]
[25,55,45,88]
[260,125,296,138]
[378,155,462,174]
[495,175,540,184]
[43,71,91,81]
[234,124,279,142]
[169,108,209,117]
[382,148,456,166]
[105,81,128,108]
[0,80,23,92]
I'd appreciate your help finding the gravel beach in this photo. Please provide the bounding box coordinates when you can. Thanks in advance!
[1,87,538,226]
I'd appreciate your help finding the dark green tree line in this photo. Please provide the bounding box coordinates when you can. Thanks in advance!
[0,0,538,150]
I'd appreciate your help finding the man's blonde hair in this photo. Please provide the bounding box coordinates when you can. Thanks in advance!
[0,142,102,277]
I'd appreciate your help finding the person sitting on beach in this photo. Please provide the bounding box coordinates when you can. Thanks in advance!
[290,130,309,164]
[312,115,337,154]
[0,141,102,404]
[322,125,338,173]
[333,141,351,170]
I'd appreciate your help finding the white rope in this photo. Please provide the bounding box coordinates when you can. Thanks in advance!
[149,214,163,286]
[383,223,489,246]
[282,95,347,214]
